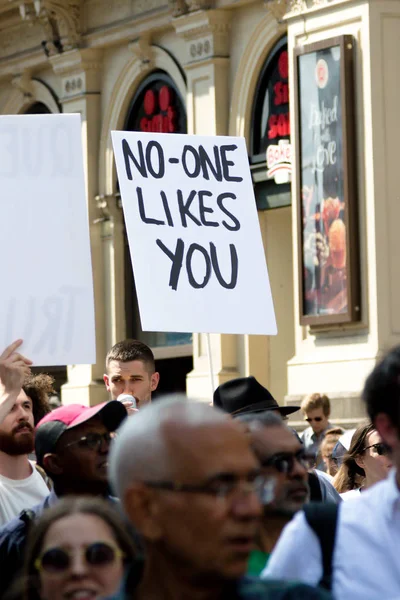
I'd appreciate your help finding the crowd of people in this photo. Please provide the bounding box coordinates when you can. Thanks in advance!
[0,336,398,599]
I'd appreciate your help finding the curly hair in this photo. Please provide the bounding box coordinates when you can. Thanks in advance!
[22,373,54,425]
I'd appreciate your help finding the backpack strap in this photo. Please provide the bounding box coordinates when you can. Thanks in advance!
[303,502,340,591]
[308,471,323,502]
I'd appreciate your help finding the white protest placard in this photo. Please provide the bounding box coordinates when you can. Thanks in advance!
[0,114,96,366]
[112,131,277,335]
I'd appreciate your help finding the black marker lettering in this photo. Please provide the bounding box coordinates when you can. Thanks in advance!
[198,145,223,181]
[198,190,218,227]
[156,238,184,291]
[178,190,201,227]
[122,139,147,179]
[182,145,200,178]
[160,191,174,227]
[210,243,238,289]
[186,244,212,289]
[137,187,165,225]
[145,141,165,179]
[220,145,243,182]
[217,192,241,231]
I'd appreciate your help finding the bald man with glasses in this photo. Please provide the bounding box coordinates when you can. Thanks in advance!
[109,396,331,600]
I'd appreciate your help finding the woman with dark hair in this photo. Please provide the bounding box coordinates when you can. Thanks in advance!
[333,422,392,499]
[11,497,138,600]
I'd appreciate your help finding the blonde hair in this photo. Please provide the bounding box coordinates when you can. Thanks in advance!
[301,393,331,417]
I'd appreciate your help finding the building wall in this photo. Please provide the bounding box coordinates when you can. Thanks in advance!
[1,0,392,419]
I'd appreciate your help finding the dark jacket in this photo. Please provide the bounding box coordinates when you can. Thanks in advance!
[0,493,54,598]
[108,566,332,600]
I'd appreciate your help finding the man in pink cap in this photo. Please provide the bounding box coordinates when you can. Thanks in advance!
[0,398,127,596]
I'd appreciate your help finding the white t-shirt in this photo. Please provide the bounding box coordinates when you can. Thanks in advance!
[0,461,49,526]
[340,488,361,501]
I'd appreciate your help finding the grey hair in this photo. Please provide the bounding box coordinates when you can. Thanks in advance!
[235,410,284,429]
[108,394,229,502]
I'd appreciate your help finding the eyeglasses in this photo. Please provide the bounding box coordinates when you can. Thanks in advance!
[363,442,389,456]
[63,432,113,452]
[34,542,125,574]
[144,471,275,504]
[261,449,315,474]
[305,417,323,423]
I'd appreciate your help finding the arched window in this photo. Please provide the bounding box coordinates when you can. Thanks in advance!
[250,36,291,210]
[125,71,187,134]
[24,102,52,114]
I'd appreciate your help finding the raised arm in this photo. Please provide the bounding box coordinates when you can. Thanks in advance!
[0,340,32,424]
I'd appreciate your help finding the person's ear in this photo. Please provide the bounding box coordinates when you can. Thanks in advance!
[374,413,398,449]
[354,454,365,470]
[124,484,163,541]
[151,372,160,392]
[42,453,63,476]
[103,374,110,391]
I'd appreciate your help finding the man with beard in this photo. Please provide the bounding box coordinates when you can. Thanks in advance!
[237,412,312,576]
[0,397,128,598]
[0,340,52,525]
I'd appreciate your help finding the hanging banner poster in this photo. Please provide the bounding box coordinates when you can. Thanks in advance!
[112,131,277,335]
[0,114,96,366]
[294,36,360,326]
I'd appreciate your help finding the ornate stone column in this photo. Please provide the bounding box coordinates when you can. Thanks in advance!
[50,48,108,406]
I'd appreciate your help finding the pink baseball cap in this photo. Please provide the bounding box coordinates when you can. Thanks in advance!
[35,401,127,466]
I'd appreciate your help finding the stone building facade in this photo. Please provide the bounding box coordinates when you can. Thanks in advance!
[0,0,399,428]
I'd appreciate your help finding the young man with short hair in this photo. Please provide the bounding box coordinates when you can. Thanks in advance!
[300,393,332,465]
[103,339,160,412]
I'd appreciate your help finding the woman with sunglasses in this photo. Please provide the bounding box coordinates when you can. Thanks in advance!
[11,497,137,600]
[333,422,392,500]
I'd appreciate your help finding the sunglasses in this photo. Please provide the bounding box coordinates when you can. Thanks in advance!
[34,542,124,574]
[63,432,113,452]
[305,417,323,423]
[261,449,315,474]
[363,442,389,456]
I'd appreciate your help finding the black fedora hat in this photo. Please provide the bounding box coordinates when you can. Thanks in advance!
[213,376,300,417]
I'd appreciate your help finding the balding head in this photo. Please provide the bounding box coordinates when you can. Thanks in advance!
[109,395,263,584]
[109,395,244,501]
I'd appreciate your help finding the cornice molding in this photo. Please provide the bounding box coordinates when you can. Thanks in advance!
[169,0,214,18]
[265,0,338,20]
[17,0,81,55]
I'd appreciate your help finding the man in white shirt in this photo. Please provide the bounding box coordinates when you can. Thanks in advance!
[262,345,400,600]
[0,340,50,525]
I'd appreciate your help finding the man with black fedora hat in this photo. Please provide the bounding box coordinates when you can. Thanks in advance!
[213,376,300,418]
